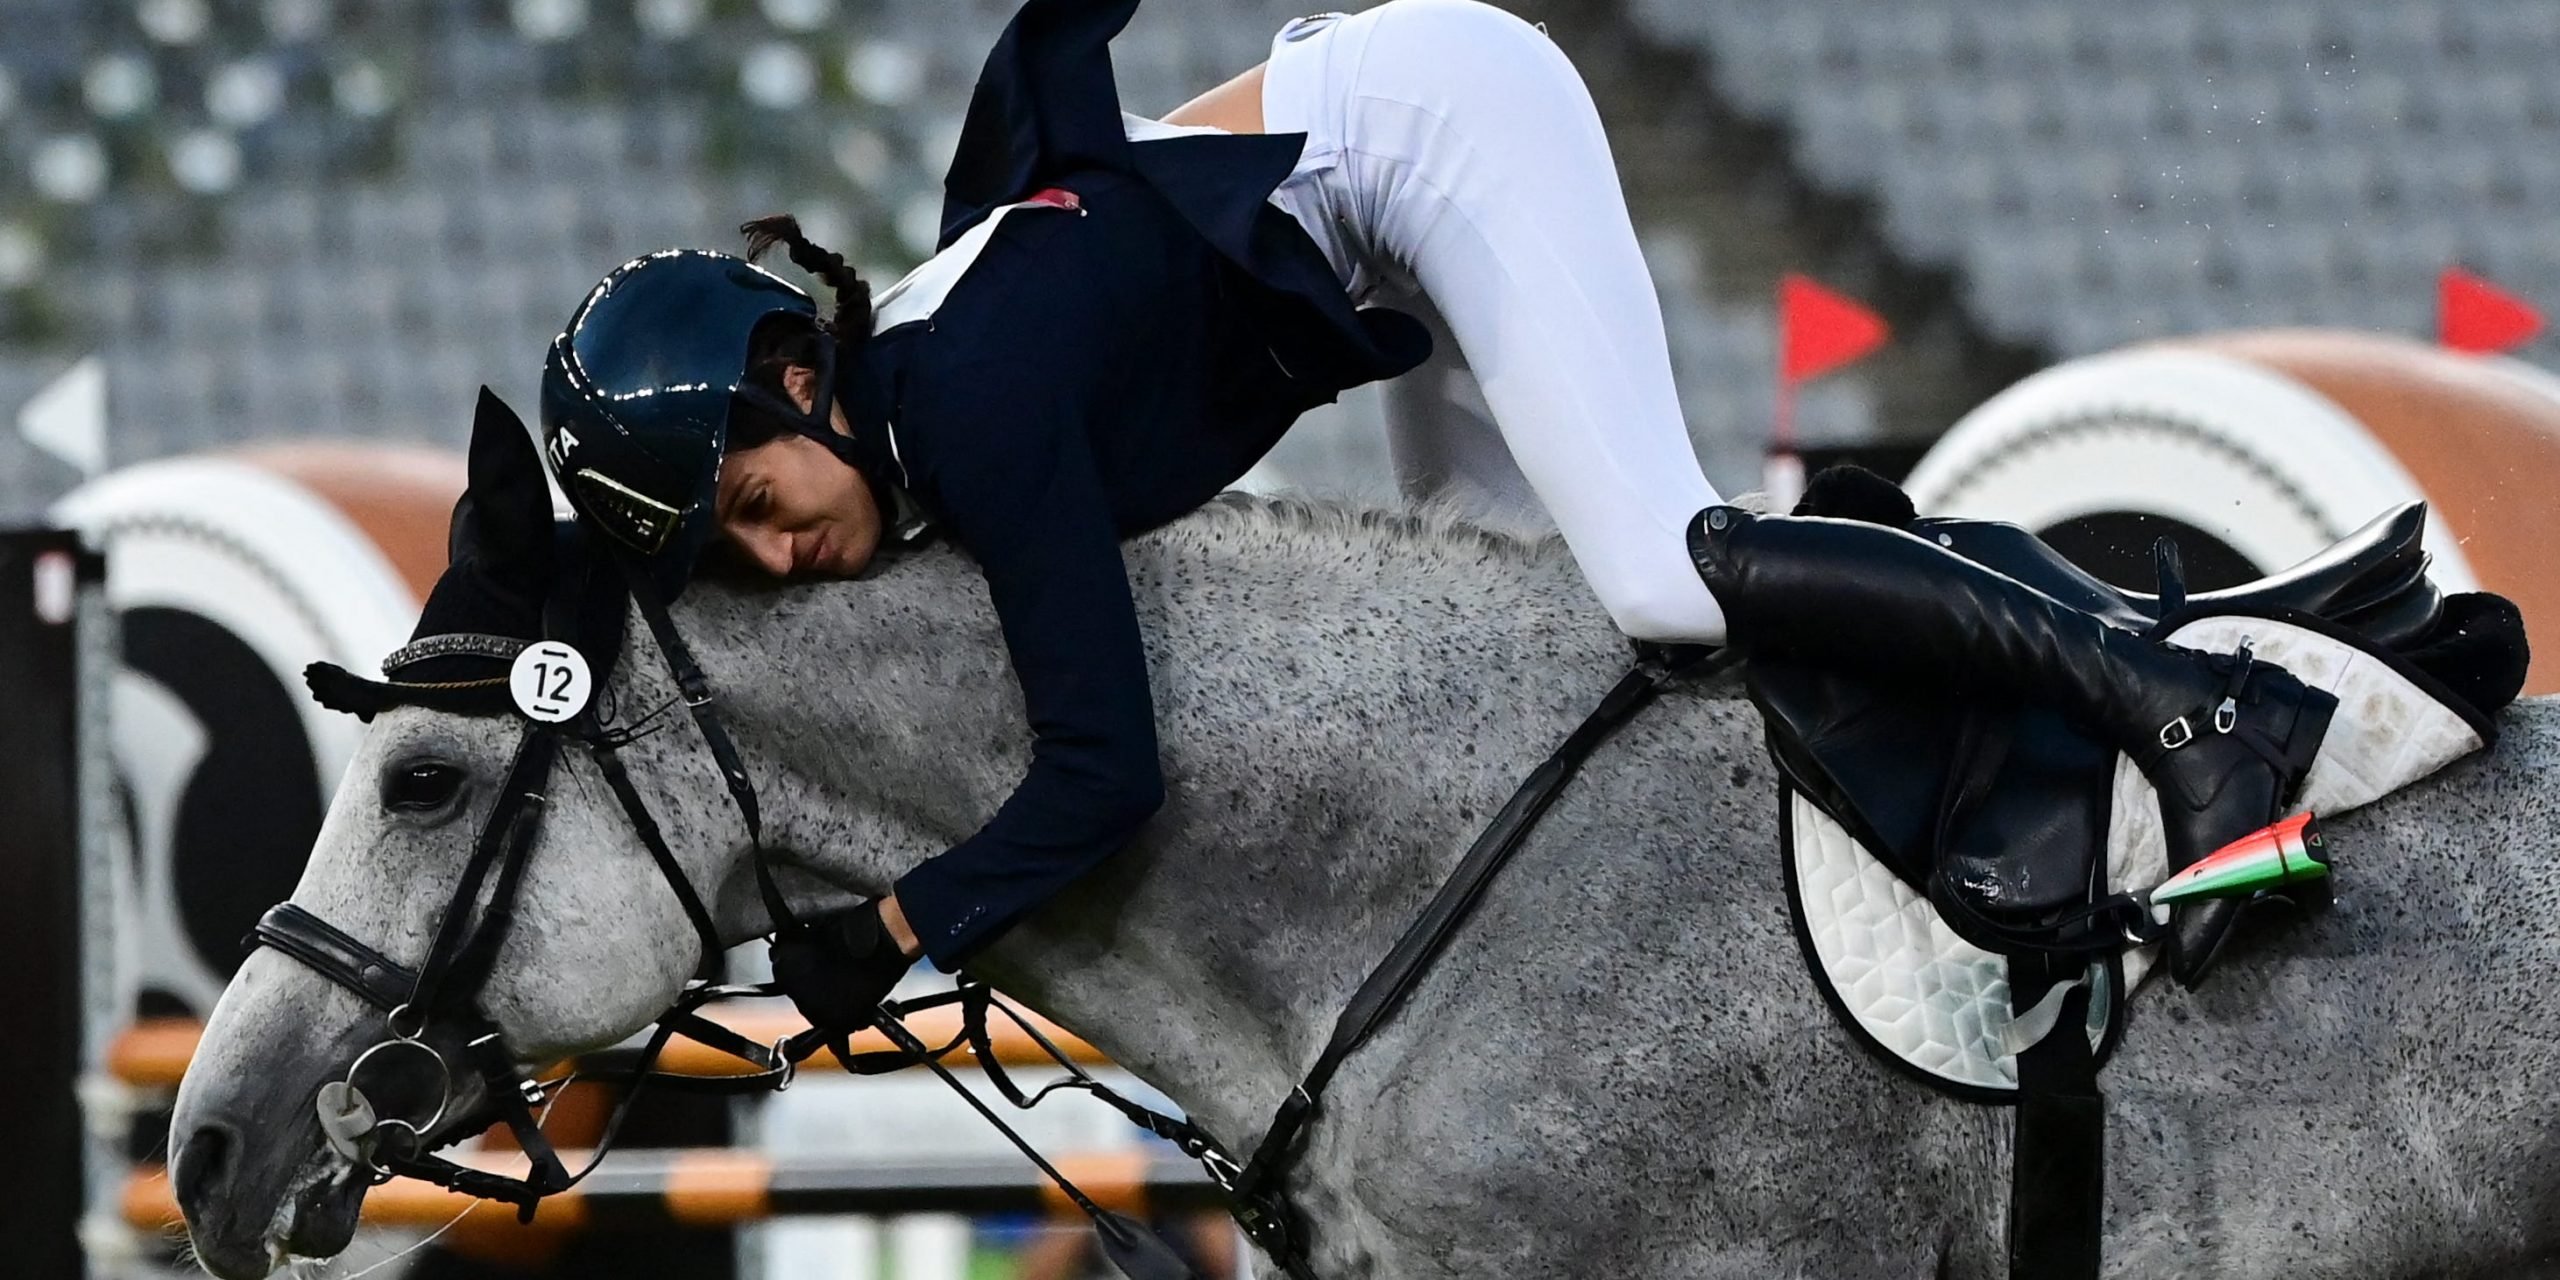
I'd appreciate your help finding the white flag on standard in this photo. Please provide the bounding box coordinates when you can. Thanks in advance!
[19,355,106,478]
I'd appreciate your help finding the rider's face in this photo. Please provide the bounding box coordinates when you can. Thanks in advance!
[714,365,883,581]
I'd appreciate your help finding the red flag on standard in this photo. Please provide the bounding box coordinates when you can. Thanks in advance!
[1778,273,1890,384]
[2438,267,2543,355]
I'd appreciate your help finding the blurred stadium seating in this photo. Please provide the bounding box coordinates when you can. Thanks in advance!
[1633,0,2558,357]
[1,0,2548,521]
[0,0,1896,521]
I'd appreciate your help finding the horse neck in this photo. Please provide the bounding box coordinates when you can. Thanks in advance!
[689,498,1635,1142]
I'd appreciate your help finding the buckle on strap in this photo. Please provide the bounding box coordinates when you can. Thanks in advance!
[1198,1144,1245,1192]
[2158,716,2195,750]
[2213,637,2254,734]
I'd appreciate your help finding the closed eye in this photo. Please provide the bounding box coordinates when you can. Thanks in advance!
[384,762,465,813]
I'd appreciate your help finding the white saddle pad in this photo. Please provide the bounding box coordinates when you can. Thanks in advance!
[1786,614,2488,1099]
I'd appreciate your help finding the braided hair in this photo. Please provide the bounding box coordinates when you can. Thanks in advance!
[731,214,874,448]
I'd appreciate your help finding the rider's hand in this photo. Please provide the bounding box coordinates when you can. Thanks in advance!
[768,898,915,1034]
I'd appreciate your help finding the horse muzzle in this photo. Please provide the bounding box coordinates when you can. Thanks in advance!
[169,1004,463,1278]
[171,1104,367,1279]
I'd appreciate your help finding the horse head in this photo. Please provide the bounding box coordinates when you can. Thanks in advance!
[166,392,762,1278]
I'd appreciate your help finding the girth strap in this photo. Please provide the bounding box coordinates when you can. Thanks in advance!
[2006,958,2104,1280]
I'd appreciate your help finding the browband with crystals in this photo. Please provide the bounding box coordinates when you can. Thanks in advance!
[384,632,534,675]
[302,632,542,722]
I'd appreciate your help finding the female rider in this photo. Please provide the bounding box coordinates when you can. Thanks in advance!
[538,0,2331,1027]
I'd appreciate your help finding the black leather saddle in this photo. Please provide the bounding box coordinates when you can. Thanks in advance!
[1925,502,2439,652]
[1743,501,2438,954]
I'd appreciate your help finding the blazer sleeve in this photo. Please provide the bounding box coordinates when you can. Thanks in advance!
[888,381,1166,966]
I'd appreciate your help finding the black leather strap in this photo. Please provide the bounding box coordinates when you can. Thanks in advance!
[1230,646,1731,1272]
[465,1031,574,1195]
[589,739,727,960]
[408,728,556,1017]
[859,998,1208,1280]
[2006,958,2104,1280]
[620,554,798,934]
[250,903,418,1013]
[440,739,557,1005]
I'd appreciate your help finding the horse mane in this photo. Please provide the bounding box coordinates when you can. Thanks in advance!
[1170,490,1572,571]
[1163,486,1779,579]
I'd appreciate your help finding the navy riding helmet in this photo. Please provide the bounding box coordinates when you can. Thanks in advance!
[539,248,863,595]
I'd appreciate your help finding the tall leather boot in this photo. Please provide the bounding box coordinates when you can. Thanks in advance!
[1689,507,2336,985]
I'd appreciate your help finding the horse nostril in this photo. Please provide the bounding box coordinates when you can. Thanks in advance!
[172,1120,237,1215]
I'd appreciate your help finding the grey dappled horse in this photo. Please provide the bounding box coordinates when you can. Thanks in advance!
[172,495,2559,1279]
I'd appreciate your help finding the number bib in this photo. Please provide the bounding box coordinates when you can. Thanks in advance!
[509,641,594,723]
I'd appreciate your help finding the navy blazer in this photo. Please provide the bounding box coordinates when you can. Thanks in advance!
[856,0,1430,964]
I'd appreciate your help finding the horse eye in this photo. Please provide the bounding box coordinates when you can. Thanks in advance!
[385,763,464,813]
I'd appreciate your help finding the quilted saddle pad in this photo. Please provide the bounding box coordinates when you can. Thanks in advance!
[1783,613,2489,1100]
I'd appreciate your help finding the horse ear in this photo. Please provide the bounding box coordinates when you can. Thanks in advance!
[449,387,557,575]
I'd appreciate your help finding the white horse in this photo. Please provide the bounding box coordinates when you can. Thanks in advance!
[170,411,2557,1278]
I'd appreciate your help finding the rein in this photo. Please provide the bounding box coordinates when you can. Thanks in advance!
[1216,642,1732,1277]
[269,527,1727,1278]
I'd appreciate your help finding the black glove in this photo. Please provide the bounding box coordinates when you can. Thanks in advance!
[767,899,914,1036]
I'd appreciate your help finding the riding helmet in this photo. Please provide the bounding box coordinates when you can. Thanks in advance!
[539,249,845,593]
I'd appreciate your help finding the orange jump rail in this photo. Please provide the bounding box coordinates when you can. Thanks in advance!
[122,1148,1222,1240]
[105,1003,1108,1090]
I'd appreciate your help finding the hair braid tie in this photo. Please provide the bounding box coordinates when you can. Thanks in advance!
[738,212,874,344]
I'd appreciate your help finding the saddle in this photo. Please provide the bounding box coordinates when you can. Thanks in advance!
[1728,496,2509,1276]
[1759,500,2443,955]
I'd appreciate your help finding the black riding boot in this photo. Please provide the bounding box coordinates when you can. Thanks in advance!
[1688,507,2337,985]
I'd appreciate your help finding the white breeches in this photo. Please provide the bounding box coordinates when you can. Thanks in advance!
[1261,0,1730,643]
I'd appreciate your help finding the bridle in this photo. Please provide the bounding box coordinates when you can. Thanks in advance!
[266,541,811,1216]
[267,536,1228,1279]
[261,525,1728,1279]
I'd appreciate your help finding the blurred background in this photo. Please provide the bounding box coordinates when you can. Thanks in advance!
[2,0,2558,505]
[3,0,2557,1278]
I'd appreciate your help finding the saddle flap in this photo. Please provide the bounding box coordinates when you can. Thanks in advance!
[1749,657,1968,887]
[1931,709,2114,928]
